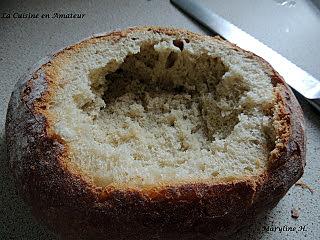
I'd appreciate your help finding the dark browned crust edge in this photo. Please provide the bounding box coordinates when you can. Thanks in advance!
[5,26,305,240]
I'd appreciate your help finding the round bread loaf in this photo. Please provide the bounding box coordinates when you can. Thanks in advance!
[5,27,305,239]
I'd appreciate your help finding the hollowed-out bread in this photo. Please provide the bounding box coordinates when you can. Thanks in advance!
[5,27,305,239]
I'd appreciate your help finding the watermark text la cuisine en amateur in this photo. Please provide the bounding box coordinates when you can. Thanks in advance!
[1,12,85,19]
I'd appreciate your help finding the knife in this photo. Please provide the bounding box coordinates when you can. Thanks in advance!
[171,0,320,111]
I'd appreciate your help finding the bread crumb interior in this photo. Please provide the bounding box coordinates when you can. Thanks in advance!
[50,37,276,187]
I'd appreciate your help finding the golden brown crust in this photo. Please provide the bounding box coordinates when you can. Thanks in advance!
[5,26,305,239]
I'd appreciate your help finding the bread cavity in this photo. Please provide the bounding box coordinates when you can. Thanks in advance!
[48,30,276,187]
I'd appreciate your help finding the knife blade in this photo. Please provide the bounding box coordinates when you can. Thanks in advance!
[171,0,320,103]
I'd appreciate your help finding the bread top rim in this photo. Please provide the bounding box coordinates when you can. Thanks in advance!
[6,26,306,198]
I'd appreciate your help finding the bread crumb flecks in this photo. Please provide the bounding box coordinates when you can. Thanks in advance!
[291,208,300,219]
[295,180,314,194]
